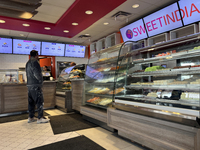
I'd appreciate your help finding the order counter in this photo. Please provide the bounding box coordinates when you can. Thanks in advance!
[0,81,56,114]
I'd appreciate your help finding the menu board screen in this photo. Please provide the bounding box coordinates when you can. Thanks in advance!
[65,44,85,57]
[178,0,200,25]
[13,39,41,55]
[41,42,65,56]
[120,19,148,42]
[0,37,12,54]
[143,3,183,37]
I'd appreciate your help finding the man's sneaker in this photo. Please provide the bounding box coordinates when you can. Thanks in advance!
[37,117,49,124]
[28,117,37,123]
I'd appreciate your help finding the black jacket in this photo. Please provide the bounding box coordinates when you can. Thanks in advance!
[26,57,43,87]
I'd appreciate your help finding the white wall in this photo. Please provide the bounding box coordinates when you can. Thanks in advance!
[0,54,29,69]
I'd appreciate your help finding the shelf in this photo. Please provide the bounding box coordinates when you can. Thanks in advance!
[85,102,108,109]
[132,49,200,65]
[130,67,200,77]
[115,95,200,107]
[126,84,200,92]
[85,93,113,97]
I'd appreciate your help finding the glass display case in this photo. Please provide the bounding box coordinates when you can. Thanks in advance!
[83,43,143,109]
[56,64,85,92]
[114,39,200,126]
[0,69,26,83]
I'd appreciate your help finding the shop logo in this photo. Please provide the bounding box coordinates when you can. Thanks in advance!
[126,29,133,39]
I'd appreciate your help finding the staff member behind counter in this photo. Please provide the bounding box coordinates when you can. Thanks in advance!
[42,66,52,80]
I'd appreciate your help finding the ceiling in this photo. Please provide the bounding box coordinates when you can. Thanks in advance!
[0,0,178,46]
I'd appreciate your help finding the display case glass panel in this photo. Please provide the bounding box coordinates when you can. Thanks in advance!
[83,43,143,109]
[56,64,85,92]
[114,39,200,120]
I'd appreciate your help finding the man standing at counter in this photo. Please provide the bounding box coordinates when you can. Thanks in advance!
[26,50,49,124]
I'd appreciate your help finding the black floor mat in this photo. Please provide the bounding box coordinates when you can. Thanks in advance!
[49,113,98,135]
[0,111,49,124]
[30,135,105,150]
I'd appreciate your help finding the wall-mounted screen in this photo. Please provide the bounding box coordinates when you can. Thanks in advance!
[13,39,41,55]
[41,42,65,56]
[65,44,85,58]
[178,0,200,26]
[120,19,148,42]
[0,37,12,54]
[143,3,183,37]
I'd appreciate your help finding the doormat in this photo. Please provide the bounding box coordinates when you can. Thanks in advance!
[30,135,105,150]
[49,113,98,134]
[0,111,49,124]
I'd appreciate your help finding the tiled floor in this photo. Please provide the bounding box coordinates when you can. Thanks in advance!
[0,109,148,150]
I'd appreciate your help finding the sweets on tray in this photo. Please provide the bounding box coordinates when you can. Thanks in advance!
[173,65,190,69]
[88,88,110,94]
[109,87,124,94]
[181,92,199,101]
[98,98,112,106]
[153,79,175,85]
[191,65,200,68]
[70,69,82,73]
[145,66,165,72]
[87,97,100,103]
[131,82,141,85]
[147,92,157,98]
[168,80,189,85]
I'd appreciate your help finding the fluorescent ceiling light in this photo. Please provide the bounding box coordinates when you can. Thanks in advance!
[132,4,139,8]
[44,27,51,30]
[72,23,78,26]
[85,10,93,15]
[20,34,24,36]
[85,34,90,35]
[74,41,77,42]
[63,30,69,33]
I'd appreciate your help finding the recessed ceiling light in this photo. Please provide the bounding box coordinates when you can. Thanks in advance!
[104,22,109,25]
[63,30,69,33]
[85,34,90,36]
[44,27,51,30]
[0,20,5,23]
[72,23,78,26]
[20,34,24,36]
[74,41,77,42]
[23,24,30,27]
[85,10,93,15]
[132,4,139,8]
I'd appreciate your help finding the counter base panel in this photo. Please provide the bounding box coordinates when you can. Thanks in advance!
[82,115,114,132]
[80,106,107,123]
[107,108,200,150]
[113,102,199,127]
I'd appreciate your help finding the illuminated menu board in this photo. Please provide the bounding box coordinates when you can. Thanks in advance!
[120,19,148,42]
[0,37,12,54]
[41,42,65,56]
[179,0,200,25]
[143,3,183,37]
[13,39,41,55]
[65,44,85,58]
